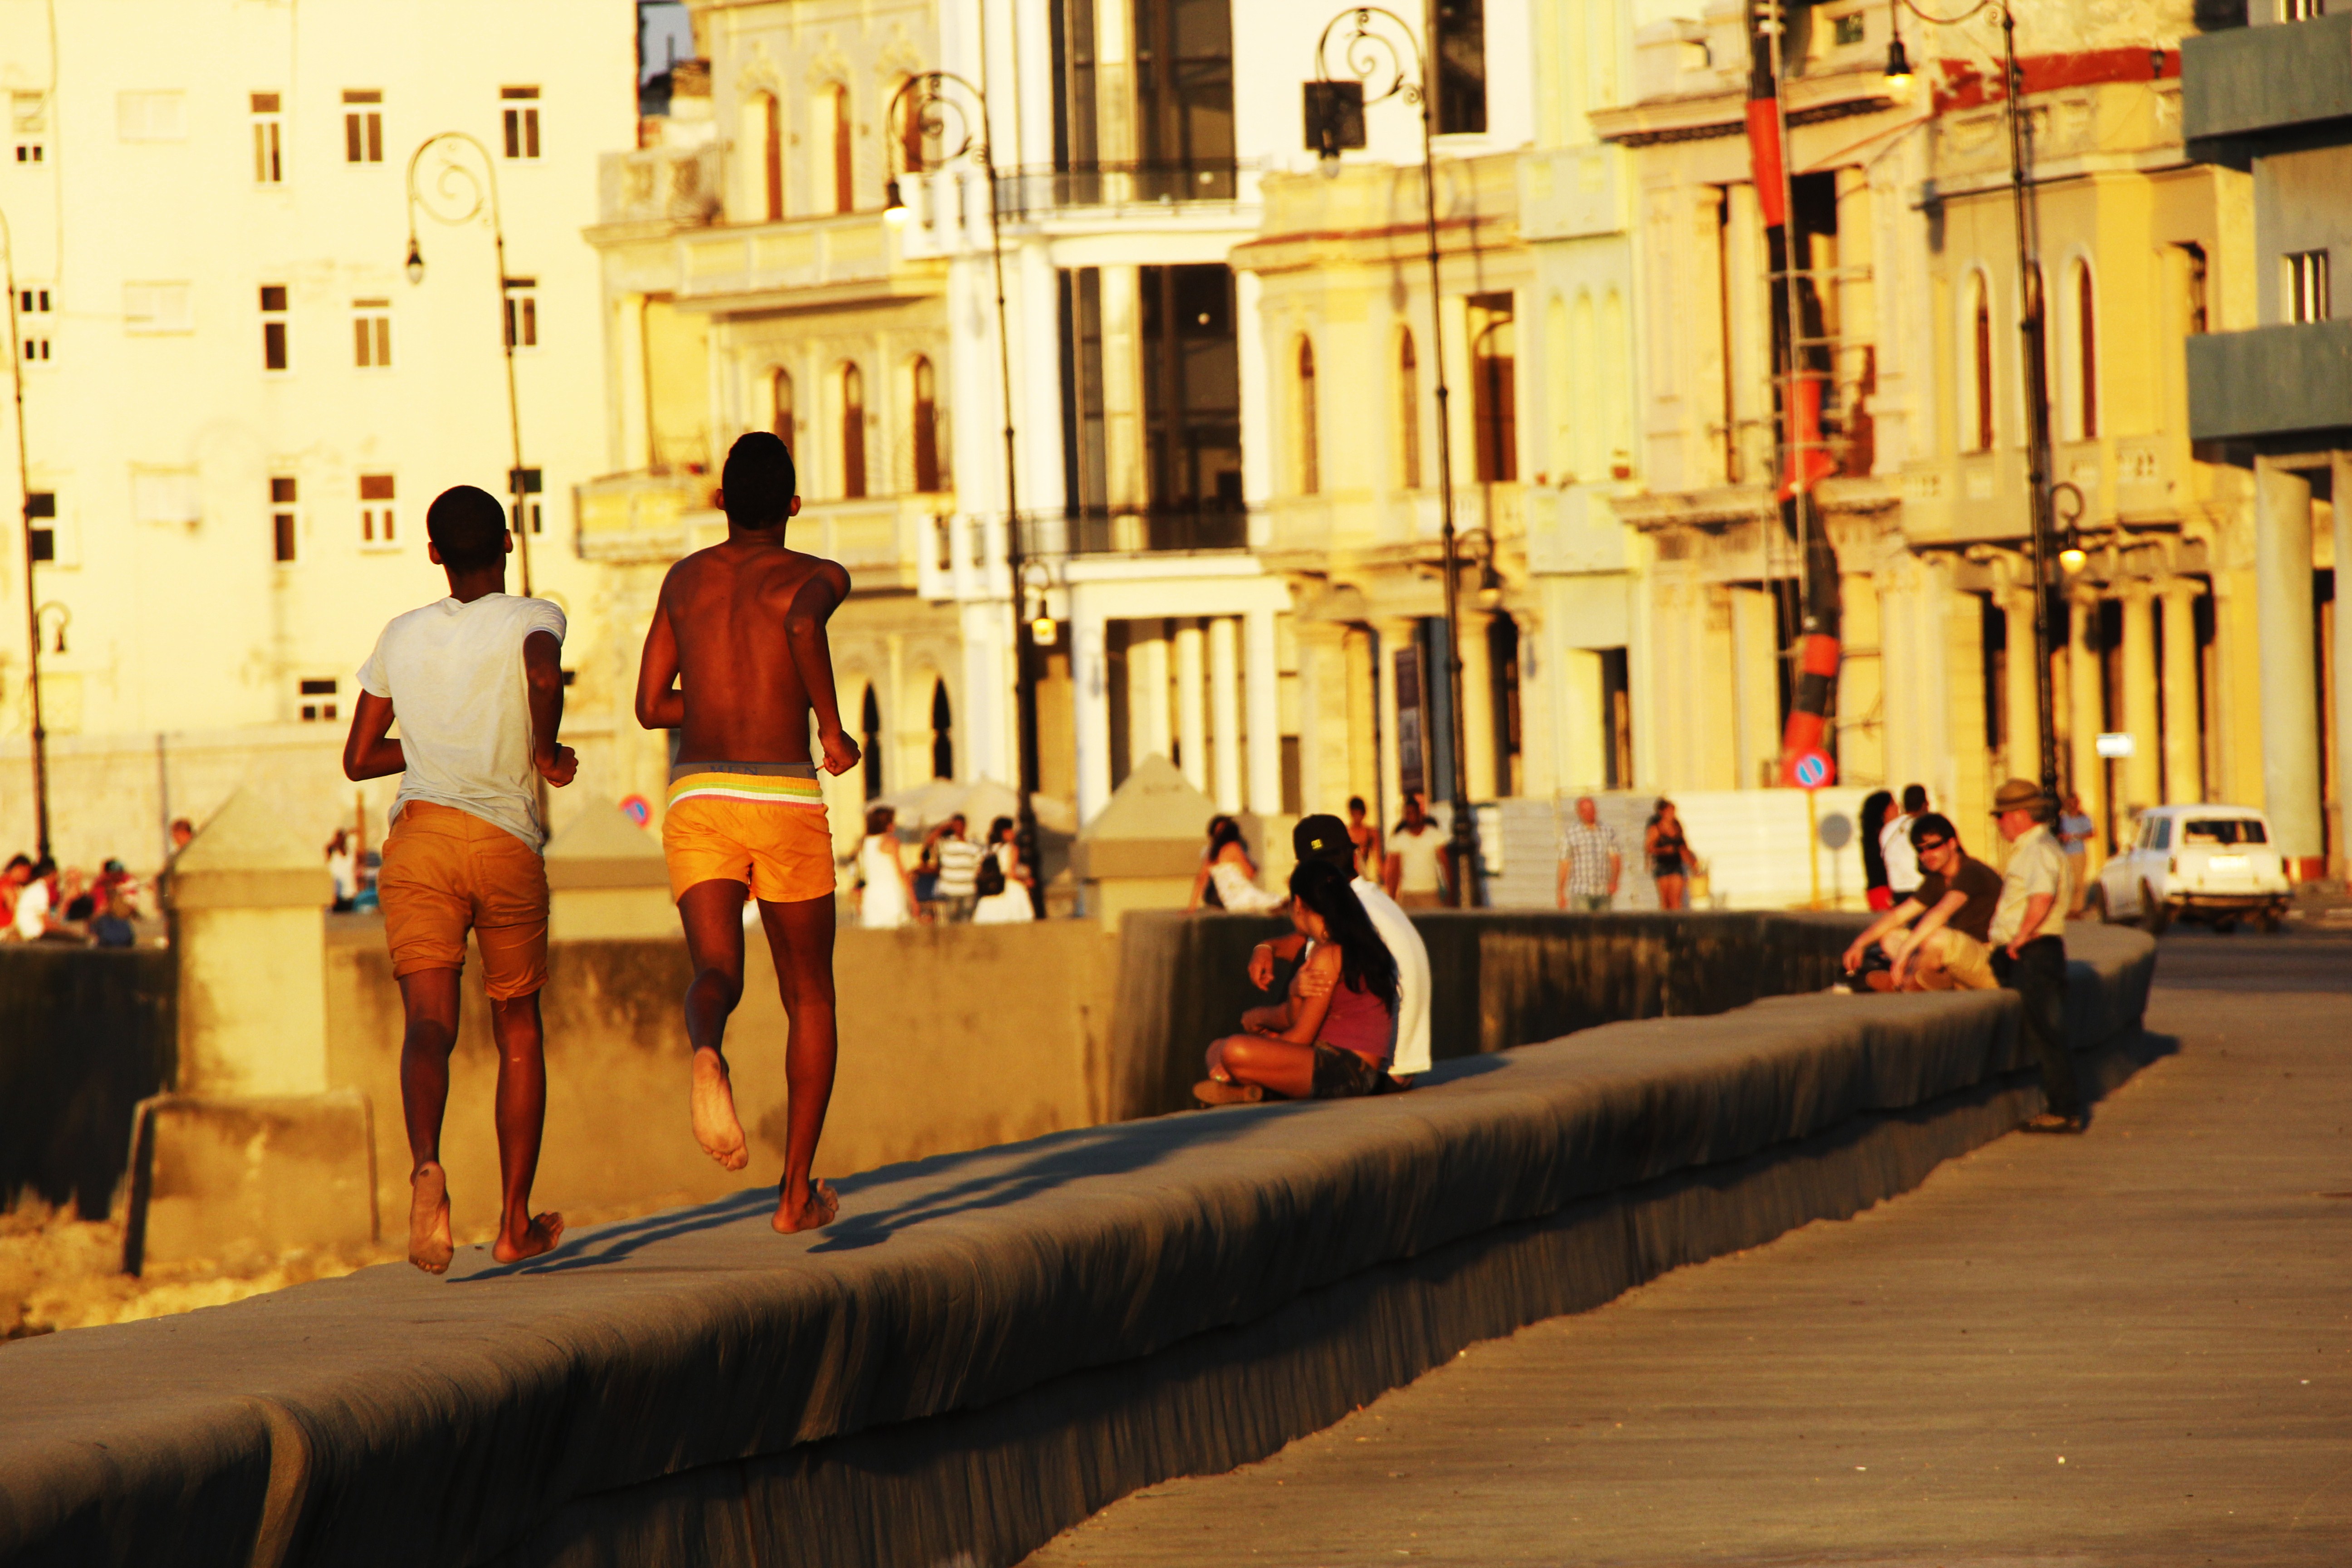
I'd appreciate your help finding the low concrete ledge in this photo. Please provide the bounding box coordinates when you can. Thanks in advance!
[0,928,2156,1568]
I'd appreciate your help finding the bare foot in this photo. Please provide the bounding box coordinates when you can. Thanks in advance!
[493,1211,566,1264]
[690,1049,750,1171]
[409,1162,454,1275]
[772,1176,839,1234]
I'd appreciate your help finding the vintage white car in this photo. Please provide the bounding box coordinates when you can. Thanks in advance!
[2088,804,2291,933]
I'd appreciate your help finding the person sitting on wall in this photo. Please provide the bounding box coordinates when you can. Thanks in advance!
[1187,814,1284,914]
[1244,813,1432,1091]
[1197,858,1399,1106]
[1837,812,2002,993]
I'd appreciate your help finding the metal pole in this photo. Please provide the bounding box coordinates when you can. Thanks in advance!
[1416,61,1482,906]
[982,157,1041,914]
[2001,5,2059,803]
[493,218,531,598]
[2,211,47,861]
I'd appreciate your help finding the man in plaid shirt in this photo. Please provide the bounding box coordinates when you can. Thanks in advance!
[1555,795,1622,911]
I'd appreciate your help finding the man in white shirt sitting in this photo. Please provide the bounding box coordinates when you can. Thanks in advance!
[1245,813,1433,1087]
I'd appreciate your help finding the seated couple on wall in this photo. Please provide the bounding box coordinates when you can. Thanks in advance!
[1195,813,1432,1107]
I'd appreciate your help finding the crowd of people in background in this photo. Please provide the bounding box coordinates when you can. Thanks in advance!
[853,808,1036,928]
[0,833,175,948]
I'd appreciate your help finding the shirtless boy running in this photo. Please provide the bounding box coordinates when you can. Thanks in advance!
[635,432,858,1233]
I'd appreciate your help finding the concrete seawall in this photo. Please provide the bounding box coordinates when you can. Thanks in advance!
[0,926,2156,1568]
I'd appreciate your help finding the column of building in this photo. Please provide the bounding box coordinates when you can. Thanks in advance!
[1074,612,1286,825]
[2158,578,2205,805]
[2254,458,2324,877]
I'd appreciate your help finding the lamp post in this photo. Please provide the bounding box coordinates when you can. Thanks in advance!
[403,132,536,596]
[0,205,48,860]
[1886,0,2060,806]
[1305,5,1484,906]
[884,72,1042,913]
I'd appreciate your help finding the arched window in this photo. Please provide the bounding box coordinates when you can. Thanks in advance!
[751,92,782,221]
[1296,336,1319,496]
[1396,328,1421,489]
[860,685,883,800]
[1470,295,1517,483]
[1968,271,1994,453]
[818,83,853,214]
[2073,259,2098,440]
[910,354,941,492]
[930,678,953,780]
[769,367,794,443]
[840,362,867,498]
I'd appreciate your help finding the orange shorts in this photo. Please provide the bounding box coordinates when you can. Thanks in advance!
[662,762,836,904]
[377,801,549,1000]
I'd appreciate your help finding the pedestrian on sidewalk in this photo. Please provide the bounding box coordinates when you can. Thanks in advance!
[1645,799,1698,910]
[929,813,983,923]
[1555,795,1622,911]
[1989,778,2083,1134]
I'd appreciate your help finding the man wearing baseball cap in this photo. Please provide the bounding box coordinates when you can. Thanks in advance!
[1988,778,2082,1132]
[1243,813,1432,1086]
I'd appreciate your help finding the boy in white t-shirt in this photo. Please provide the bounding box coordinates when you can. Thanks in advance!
[343,485,578,1273]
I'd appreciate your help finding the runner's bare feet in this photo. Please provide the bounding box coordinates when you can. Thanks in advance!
[409,1161,454,1275]
[690,1048,750,1171]
[772,1176,839,1234]
[493,1211,566,1264]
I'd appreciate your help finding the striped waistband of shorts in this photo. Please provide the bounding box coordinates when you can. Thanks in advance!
[666,759,824,808]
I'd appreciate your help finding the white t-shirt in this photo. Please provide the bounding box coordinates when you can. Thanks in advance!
[11,877,50,940]
[1353,876,1432,1076]
[1389,823,1446,894]
[1880,813,1920,893]
[357,593,567,851]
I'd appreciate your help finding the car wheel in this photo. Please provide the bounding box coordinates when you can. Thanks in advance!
[2256,908,2283,935]
[2085,884,2110,925]
[2141,884,2170,935]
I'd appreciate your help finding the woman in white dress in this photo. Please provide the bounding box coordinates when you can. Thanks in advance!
[857,804,916,929]
[1186,815,1285,914]
[971,814,1038,924]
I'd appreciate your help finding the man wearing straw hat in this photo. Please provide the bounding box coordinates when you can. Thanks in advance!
[1989,778,2083,1133]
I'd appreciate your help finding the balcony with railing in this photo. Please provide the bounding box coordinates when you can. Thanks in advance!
[597,143,724,228]
[674,208,902,303]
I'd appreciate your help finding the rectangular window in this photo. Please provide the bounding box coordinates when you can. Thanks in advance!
[359,473,395,542]
[1833,11,1867,44]
[116,90,187,142]
[503,280,538,348]
[2286,249,2331,324]
[20,284,49,362]
[124,281,193,333]
[1139,264,1244,546]
[352,300,391,367]
[25,490,52,562]
[1432,0,1487,135]
[272,476,298,562]
[511,500,544,535]
[260,284,289,371]
[2280,0,2325,19]
[1132,0,1235,200]
[14,89,44,163]
[501,86,540,158]
[251,92,283,182]
[343,90,382,163]
[299,677,337,722]
[15,143,42,162]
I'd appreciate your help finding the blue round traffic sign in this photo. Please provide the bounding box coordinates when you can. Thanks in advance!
[1790,749,1835,789]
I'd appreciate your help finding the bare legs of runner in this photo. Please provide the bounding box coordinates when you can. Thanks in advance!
[677,879,841,1232]
[396,970,565,1271]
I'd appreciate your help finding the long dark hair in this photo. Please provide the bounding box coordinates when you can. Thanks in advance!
[1859,789,1893,889]
[986,815,1016,847]
[1206,815,1249,857]
[1289,859,1397,1014]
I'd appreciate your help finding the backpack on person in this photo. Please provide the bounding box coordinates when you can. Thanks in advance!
[974,845,1007,898]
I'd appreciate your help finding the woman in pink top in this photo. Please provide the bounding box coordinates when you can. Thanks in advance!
[1199,858,1399,1104]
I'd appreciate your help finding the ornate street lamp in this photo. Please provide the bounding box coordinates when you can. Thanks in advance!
[1305,6,1485,906]
[884,72,1043,914]
[403,132,539,596]
[1887,0,2062,806]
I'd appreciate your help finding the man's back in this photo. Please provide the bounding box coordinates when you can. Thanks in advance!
[662,537,843,763]
[358,592,566,848]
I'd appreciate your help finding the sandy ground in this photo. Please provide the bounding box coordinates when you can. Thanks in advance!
[0,1200,395,1341]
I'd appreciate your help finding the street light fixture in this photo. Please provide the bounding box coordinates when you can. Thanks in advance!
[403,132,536,596]
[1887,0,2062,808]
[884,71,1044,915]
[1305,5,1485,906]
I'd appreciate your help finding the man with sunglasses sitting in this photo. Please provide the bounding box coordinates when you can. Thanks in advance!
[1838,812,2002,993]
